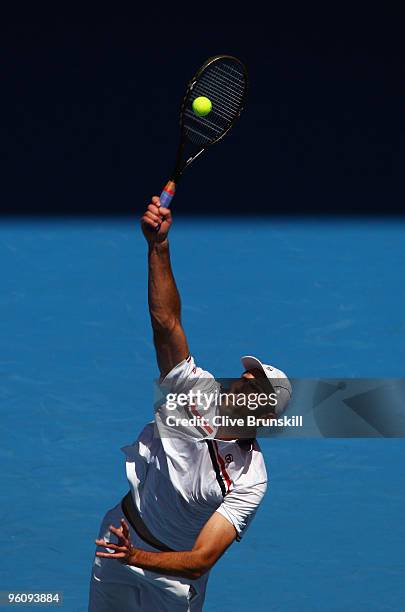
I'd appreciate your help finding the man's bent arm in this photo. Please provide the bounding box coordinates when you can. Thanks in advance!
[142,197,189,377]
[127,511,236,580]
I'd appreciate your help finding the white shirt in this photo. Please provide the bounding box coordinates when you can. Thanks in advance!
[121,356,268,551]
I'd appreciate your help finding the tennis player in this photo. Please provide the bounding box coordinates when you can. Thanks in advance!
[88,197,292,611]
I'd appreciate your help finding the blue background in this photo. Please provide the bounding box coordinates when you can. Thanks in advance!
[1,218,404,610]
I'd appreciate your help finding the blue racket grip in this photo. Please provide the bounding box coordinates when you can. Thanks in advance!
[159,181,176,208]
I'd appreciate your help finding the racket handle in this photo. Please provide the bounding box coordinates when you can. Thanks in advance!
[159,180,176,208]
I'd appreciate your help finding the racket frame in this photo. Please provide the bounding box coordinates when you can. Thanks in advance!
[172,54,249,182]
[159,55,248,209]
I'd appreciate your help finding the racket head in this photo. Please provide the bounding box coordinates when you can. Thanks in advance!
[173,55,248,179]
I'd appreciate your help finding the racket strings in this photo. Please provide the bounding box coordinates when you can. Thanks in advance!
[183,59,247,147]
[192,68,244,117]
[184,112,223,135]
[196,79,241,114]
[200,68,245,98]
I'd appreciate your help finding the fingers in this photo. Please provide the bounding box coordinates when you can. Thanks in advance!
[121,519,130,539]
[141,197,172,240]
[95,537,130,560]
[142,201,171,222]
[144,210,160,224]
[95,538,108,546]
[142,216,159,230]
[145,203,171,221]
[154,207,172,231]
[109,525,126,539]
[149,196,171,218]
[96,551,126,558]
[147,203,160,217]
[95,539,127,552]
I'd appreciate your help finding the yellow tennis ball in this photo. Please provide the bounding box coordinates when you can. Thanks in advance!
[192,96,212,117]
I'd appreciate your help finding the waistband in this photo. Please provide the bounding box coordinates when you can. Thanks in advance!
[121,492,174,553]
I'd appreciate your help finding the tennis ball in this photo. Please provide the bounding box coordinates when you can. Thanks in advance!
[192,96,212,117]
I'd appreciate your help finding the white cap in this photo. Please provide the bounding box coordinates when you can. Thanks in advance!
[241,355,292,415]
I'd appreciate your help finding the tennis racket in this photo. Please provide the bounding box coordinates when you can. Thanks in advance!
[159,55,248,209]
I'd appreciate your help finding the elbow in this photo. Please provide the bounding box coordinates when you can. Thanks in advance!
[188,571,203,579]
[186,567,209,580]
[151,314,180,335]
[186,555,214,580]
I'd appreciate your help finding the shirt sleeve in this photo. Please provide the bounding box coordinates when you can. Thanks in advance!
[155,355,220,440]
[215,481,268,541]
[159,355,213,393]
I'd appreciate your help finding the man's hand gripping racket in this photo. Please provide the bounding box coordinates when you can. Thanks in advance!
[141,197,172,243]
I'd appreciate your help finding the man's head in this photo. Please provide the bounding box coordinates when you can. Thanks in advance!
[237,356,292,417]
[213,357,292,439]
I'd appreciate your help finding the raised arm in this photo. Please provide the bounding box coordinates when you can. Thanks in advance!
[141,196,189,378]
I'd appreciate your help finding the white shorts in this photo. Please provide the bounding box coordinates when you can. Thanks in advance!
[88,503,207,612]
